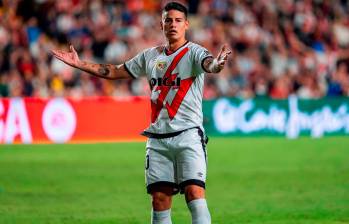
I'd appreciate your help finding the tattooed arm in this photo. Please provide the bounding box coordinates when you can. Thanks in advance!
[51,45,131,80]
[76,62,130,80]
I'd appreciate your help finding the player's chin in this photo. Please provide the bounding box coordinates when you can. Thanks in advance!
[166,34,179,41]
[166,32,179,40]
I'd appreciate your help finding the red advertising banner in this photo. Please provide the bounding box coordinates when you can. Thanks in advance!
[0,97,150,144]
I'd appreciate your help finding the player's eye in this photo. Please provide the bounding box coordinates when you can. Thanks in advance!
[165,18,172,23]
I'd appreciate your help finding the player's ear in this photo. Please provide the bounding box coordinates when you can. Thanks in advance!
[160,21,164,31]
[185,19,189,30]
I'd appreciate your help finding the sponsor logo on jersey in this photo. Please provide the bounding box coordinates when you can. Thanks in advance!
[149,77,181,89]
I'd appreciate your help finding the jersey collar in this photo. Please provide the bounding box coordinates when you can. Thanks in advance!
[164,41,189,56]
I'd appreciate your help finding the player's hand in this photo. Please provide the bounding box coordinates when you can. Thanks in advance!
[51,45,81,68]
[215,44,232,71]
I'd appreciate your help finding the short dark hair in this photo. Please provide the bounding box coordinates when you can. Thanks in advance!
[163,2,188,18]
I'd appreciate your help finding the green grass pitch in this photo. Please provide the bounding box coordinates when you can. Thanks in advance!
[0,137,348,224]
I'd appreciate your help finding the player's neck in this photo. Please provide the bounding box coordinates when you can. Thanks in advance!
[166,39,188,53]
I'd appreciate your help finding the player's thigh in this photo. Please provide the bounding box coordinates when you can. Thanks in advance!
[145,139,176,192]
[175,128,208,191]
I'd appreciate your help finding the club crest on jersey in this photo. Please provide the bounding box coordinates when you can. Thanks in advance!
[156,61,167,71]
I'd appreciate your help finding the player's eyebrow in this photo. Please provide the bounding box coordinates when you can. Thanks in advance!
[164,17,185,21]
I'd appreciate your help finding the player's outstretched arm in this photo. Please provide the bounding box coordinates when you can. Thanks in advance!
[203,44,232,73]
[51,45,131,80]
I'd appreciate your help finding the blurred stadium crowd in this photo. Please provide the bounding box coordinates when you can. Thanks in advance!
[1,0,349,99]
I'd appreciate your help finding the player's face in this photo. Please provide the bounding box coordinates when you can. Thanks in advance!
[161,10,189,42]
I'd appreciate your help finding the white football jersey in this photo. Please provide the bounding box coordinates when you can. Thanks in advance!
[125,41,212,134]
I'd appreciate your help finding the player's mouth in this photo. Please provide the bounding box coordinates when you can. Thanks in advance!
[168,30,177,34]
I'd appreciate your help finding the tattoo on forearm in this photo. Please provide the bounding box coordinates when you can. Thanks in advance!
[78,61,117,79]
[98,64,110,77]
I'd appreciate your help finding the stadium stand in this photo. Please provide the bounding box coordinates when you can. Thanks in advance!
[0,0,349,99]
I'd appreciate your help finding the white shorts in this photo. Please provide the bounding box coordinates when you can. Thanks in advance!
[145,127,208,195]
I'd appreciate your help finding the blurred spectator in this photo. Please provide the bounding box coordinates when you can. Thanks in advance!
[0,0,349,99]
[327,60,349,96]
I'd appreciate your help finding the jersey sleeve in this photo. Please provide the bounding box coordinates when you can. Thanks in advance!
[191,44,213,75]
[124,50,146,78]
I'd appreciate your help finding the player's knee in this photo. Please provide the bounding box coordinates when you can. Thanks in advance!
[184,185,205,203]
[152,191,172,211]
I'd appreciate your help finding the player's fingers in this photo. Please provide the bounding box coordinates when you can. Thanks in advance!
[51,50,62,59]
[53,49,66,55]
[217,45,226,57]
[221,49,231,57]
[223,52,231,60]
[221,44,227,52]
[51,50,70,63]
[225,50,232,55]
[70,45,79,60]
[51,49,61,55]
[70,45,77,54]
[219,45,232,60]
[219,53,231,65]
[218,52,231,62]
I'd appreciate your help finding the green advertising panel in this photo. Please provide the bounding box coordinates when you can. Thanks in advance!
[203,96,349,138]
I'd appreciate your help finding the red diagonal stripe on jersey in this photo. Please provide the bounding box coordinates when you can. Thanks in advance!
[165,77,195,120]
[151,47,189,123]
